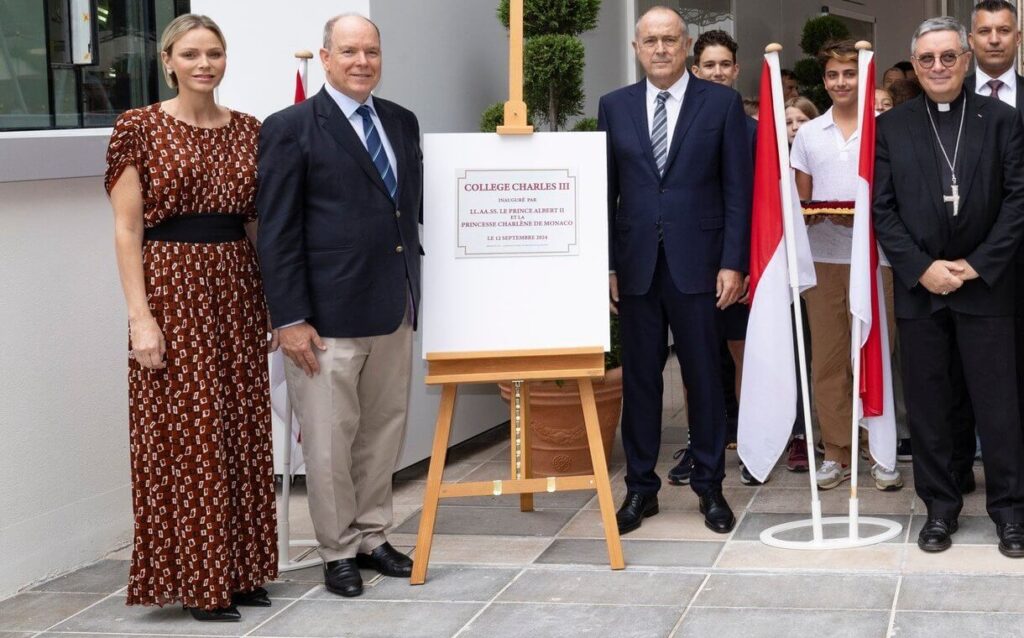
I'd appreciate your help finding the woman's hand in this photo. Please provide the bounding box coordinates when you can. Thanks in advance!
[130,315,166,369]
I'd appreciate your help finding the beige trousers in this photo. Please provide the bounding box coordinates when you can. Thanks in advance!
[802,262,895,466]
[284,319,412,561]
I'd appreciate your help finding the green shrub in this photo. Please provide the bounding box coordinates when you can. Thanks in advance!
[497,0,601,36]
[524,34,585,130]
[571,117,598,131]
[799,15,851,57]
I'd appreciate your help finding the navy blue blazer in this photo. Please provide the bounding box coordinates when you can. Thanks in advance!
[257,87,423,338]
[598,77,753,296]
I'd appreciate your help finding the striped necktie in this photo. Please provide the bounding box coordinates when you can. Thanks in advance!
[356,104,397,199]
[651,91,671,176]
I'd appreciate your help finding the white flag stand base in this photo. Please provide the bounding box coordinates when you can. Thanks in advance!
[760,515,903,550]
[277,472,322,573]
[274,366,322,574]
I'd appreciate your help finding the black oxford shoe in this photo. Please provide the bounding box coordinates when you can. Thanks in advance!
[616,491,659,535]
[185,605,241,622]
[324,558,363,597]
[356,542,413,577]
[232,586,271,607]
[917,518,958,553]
[698,487,735,533]
[998,523,1024,558]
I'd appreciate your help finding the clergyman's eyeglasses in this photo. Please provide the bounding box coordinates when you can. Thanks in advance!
[912,50,970,69]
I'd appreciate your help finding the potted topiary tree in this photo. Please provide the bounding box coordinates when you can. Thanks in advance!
[487,0,618,477]
[498,316,622,476]
[481,0,601,132]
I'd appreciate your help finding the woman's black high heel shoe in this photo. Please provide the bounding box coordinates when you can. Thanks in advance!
[232,586,272,607]
[185,605,241,622]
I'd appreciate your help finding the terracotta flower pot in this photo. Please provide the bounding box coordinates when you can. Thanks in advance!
[498,367,623,476]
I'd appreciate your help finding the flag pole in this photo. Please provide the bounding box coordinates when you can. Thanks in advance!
[276,49,320,573]
[765,44,823,542]
[847,41,875,540]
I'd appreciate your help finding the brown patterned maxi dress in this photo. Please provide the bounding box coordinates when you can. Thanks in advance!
[105,104,278,610]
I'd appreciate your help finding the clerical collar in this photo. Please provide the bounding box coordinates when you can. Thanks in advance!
[927,89,966,113]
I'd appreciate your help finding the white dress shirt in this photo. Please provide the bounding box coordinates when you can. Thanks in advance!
[790,107,889,267]
[645,72,690,153]
[975,66,1017,108]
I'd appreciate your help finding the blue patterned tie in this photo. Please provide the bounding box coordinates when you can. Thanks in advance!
[651,91,670,176]
[356,104,397,199]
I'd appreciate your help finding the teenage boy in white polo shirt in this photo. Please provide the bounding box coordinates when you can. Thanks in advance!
[790,39,903,492]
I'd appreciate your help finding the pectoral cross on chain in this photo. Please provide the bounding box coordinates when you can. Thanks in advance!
[944,180,960,217]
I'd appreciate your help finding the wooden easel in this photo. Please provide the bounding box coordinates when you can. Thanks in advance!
[410,3,624,584]
[410,348,625,584]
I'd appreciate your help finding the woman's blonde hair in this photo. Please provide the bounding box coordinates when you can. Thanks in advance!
[160,14,226,89]
[785,96,819,120]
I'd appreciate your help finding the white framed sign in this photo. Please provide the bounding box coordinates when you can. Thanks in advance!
[423,132,609,356]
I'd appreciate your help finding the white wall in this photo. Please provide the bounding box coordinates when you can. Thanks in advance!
[190,0,371,121]
[190,0,510,470]
[580,0,631,120]
[0,178,132,600]
[372,0,509,134]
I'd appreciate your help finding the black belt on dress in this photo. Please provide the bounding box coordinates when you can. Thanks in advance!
[143,213,247,243]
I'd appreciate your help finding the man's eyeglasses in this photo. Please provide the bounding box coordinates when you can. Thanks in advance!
[912,50,970,69]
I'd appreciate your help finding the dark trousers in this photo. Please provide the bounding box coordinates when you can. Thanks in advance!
[620,248,726,496]
[951,258,1024,473]
[900,309,1024,524]
[949,352,976,477]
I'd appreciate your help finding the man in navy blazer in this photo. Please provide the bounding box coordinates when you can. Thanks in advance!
[257,14,422,597]
[599,6,752,535]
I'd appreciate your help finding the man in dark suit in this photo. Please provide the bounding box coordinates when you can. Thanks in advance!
[599,6,752,535]
[950,0,1024,494]
[873,16,1024,556]
[257,14,422,596]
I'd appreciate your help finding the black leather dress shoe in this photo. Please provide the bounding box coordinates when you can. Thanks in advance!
[232,586,271,607]
[998,523,1024,558]
[324,558,363,597]
[917,518,958,552]
[616,491,659,534]
[954,469,976,495]
[185,605,241,622]
[356,542,413,577]
[698,487,735,533]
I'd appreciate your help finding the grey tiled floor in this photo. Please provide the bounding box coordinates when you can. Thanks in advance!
[6,362,1024,637]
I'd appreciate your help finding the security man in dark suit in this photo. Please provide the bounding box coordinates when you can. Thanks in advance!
[599,6,752,535]
[873,16,1024,557]
[950,0,1024,494]
[257,13,422,597]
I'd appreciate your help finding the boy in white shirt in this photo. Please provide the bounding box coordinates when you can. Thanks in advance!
[790,39,903,491]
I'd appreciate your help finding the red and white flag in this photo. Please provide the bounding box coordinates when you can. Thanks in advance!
[850,49,897,471]
[294,66,307,103]
[270,57,311,476]
[738,55,817,482]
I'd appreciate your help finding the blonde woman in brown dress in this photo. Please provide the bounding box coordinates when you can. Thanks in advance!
[105,14,277,622]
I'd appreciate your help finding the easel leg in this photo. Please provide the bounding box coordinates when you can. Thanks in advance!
[579,378,625,569]
[519,382,534,512]
[410,383,458,585]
